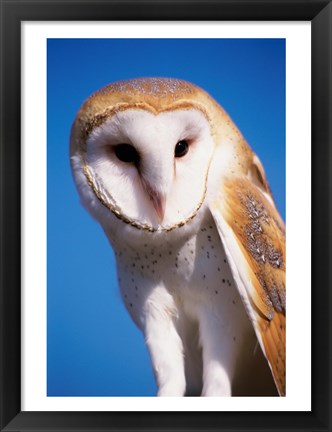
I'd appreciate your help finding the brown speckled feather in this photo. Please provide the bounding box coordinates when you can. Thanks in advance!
[210,172,286,396]
[70,77,238,159]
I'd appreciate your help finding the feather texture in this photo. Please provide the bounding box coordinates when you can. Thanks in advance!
[210,174,286,395]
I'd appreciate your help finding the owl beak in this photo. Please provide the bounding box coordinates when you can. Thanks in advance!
[150,190,166,222]
[142,179,166,222]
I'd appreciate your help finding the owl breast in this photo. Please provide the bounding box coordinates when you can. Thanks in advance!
[111,210,276,395]
[114,211,241,315]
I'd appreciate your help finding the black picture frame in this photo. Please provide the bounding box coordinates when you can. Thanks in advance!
[0,1,331,431]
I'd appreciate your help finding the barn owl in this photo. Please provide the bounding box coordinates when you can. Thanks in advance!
[70,78,285,397]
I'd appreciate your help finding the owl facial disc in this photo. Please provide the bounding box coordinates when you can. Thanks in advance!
[79,107,215,232]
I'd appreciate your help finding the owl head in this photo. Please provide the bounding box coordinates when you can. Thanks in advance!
[70,78,265,239]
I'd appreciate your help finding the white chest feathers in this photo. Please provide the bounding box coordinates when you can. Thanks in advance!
[113,215,277,396]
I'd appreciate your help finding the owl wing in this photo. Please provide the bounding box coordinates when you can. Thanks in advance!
[209,158,286,396]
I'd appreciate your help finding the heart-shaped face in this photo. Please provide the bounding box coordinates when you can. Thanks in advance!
[70,78,245,234]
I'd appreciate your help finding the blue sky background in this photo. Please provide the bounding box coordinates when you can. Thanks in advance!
[47,38,285,396]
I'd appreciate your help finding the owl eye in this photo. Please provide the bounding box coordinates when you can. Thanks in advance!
[114,144,140,165]
[175,140,189,158]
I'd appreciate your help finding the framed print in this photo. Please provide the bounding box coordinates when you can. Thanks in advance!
[0,1,331,431]
[45,36,287,403]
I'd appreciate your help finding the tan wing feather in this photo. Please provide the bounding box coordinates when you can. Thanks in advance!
[210,175,286,396]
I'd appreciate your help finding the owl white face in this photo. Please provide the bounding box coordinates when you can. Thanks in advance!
[81,108,215,231]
